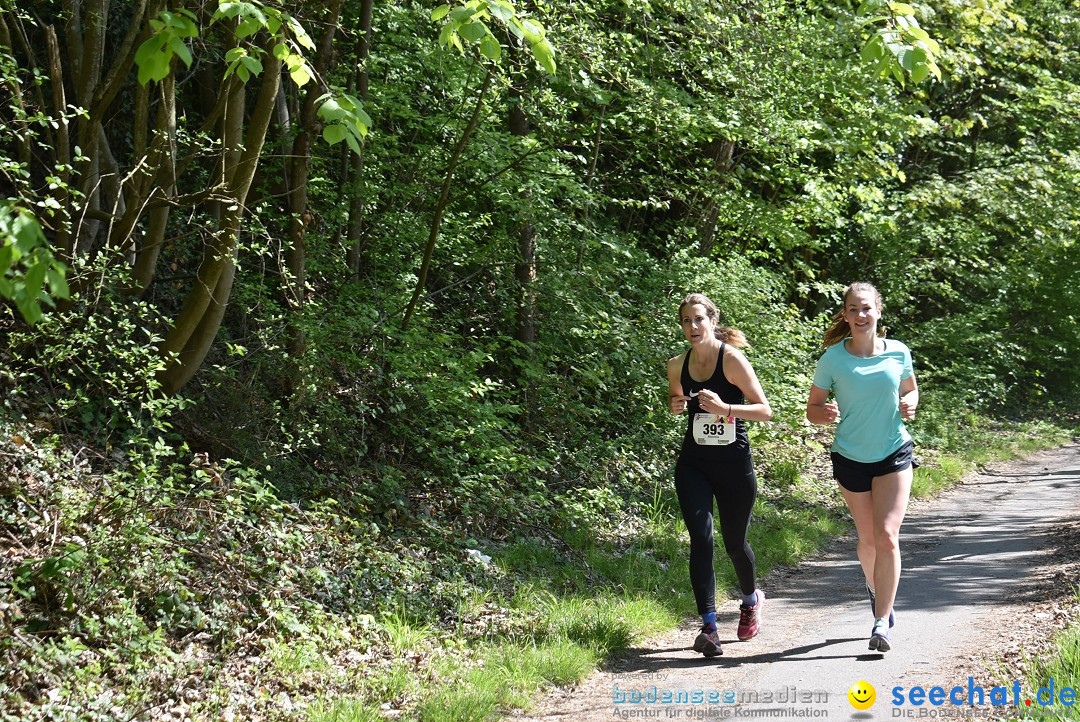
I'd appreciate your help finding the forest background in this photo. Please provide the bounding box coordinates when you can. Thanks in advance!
[1,0,1078,720]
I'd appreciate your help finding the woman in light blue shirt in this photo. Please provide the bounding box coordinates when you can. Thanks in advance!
[806,282,919,654]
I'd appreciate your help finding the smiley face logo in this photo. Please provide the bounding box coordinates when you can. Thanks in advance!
[847,680,876,710]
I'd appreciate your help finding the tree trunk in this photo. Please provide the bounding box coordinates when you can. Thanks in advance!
[90,0,151,116]
[402,69,492,330]
[158,42,282,394]
[129,75,177,293]
[108,74,176,268]
[510,91,536,346]
[70,0,108,256]
[345,0,374,281]
[696,139,736,256]
[283,0,343,364]
[43,25,72,256]
[0,14,30,167]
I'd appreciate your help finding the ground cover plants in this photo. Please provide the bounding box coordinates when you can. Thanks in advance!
[1020,600,1080,722]
[1,354,1074,721]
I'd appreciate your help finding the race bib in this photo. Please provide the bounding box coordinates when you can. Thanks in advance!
[692,413,735,445]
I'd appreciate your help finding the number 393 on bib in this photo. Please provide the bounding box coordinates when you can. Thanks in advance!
[692,413,735,445]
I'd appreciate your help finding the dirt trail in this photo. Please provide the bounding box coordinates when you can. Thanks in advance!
[509,443,1080,722]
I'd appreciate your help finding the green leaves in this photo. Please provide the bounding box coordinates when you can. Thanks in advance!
[480,35,502,61]
[133,9,199,85]
[512,18,557,75]
[460,21,488,43]
[433,0,557,74]
[224,46,265,83]
[11,544,87,613]
[214,2,315,86]
[318,93,373,155]
[135,3,317,88]
[857,1,942,86]
[217,2,269,38]
[0,202,69,325]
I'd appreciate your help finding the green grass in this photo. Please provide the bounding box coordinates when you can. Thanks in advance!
[307,698,384,722]
[1009,584,1080,722]
[912,419,1072,498]
[538,593,675,653]
[985,588,1080,722]
[1030,630,1080,685]
[381,609,433,654]
[751,502,848,568]
[1020,624,1080,722]
[267,638,329,675]
[912,454,971,497]
[307,658,415,722]
[416,640,597,722]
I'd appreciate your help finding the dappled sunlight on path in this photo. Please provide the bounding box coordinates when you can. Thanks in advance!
[510,444,1080,722]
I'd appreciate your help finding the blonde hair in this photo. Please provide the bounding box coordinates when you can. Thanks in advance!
[678,293,749,349]
[823,282,883,348]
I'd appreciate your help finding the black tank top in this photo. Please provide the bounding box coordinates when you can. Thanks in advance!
[680,343,750,458]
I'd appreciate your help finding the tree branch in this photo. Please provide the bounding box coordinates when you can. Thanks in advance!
[402,69,493,330]
[91,0,153,117]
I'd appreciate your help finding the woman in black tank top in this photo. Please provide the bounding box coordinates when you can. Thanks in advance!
[678,342,752,455]
[665,293,773,657]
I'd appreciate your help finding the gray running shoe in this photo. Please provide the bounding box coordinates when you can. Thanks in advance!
[693,626,723,657]
[868,624,891,653]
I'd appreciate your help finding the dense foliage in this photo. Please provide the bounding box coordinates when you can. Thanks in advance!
[1,0,1078,718]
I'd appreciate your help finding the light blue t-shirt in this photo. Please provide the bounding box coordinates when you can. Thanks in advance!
[812,338,914,463]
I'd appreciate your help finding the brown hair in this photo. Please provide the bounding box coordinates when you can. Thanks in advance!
[678,293,749,349]
[822,282,883,348]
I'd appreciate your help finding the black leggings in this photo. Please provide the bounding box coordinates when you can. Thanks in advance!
[674,453,758,615]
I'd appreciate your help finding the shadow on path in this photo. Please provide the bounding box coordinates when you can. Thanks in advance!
[511,444,1080,722]
[599,451,1080,680]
